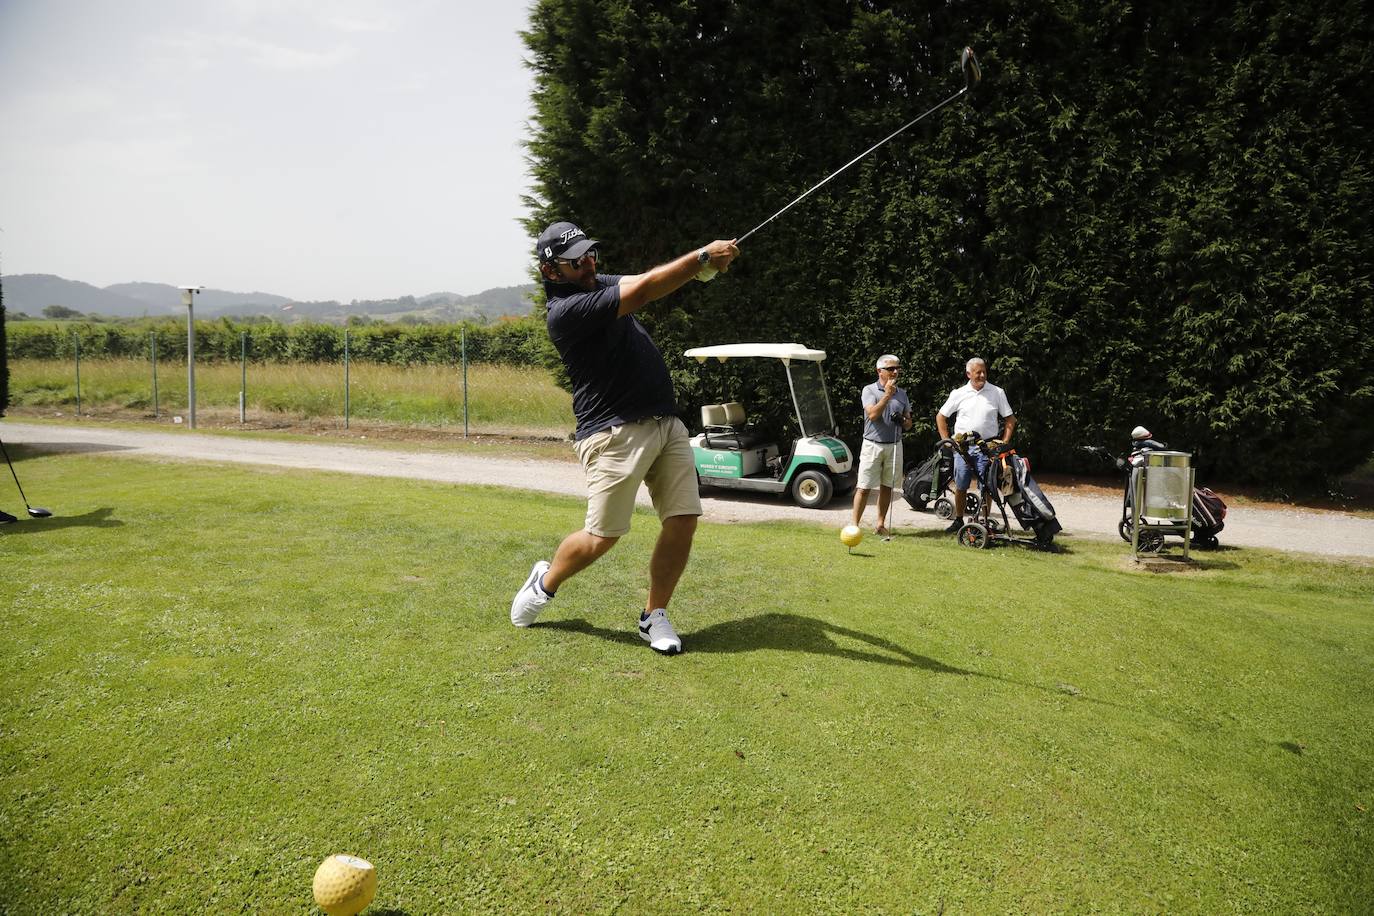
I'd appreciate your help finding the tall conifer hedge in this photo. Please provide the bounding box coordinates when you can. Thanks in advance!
[522,0,1373,489]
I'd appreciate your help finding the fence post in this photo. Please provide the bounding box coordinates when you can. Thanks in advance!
[151,332,159,418]
[344,329,350,430]
[461,326,468,438]
[74,333,82,416]
[239,331,247,423]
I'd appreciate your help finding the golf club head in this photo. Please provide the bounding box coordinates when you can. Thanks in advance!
[27,507,52,518]
[961,47,981,90]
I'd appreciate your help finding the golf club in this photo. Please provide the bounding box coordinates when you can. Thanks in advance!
[737,47,981,246]
[0,436,53,518]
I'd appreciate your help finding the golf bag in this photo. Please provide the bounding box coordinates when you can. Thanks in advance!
[902,446,952,510]
[1192,486,1227,540]
[999,450,1062,543]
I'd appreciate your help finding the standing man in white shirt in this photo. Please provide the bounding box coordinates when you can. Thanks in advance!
[935,357,1017,533]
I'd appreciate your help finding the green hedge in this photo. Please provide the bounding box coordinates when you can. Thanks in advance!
[521,0,1374,491]
[5,317,556,367]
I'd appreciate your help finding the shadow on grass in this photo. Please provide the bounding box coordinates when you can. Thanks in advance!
[0,440,136,461]
[543,612,1144,718]
[0,507,123,535]
[544,613,979,674]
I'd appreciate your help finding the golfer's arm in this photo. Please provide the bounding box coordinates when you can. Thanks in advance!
[936,413,951,439]
[1001,415,1016,443]
[863,395,890,422]
[617,252,701,317]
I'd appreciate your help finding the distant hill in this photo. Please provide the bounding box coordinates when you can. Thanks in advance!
[3,274,537,322]
[4,274,153,317]
[106,282,292,313]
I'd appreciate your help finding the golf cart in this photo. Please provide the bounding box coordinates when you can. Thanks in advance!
[684,343,855,509]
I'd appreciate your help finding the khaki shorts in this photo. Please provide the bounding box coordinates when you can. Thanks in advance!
[573,416,702,537]
[856,440,903,489]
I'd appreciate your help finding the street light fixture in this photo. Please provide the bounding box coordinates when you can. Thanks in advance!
[180,286,203,429]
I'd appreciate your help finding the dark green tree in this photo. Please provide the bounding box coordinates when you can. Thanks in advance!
[522,0,1374,489]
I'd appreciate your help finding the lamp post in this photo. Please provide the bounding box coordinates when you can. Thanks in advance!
[181,286,203,429]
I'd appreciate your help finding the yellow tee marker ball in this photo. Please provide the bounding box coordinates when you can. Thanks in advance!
[840,524,863,548]
[313,854,377,916]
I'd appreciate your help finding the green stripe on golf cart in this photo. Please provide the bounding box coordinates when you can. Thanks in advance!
[781,455,829,483]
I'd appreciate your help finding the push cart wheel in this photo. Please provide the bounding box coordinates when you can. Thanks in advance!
[1118,519,1134,543]
[934,497,954,520]
[790,469,834,509]
[1137,532,1165,554]
[966,492,981,516]
[957,522,990,549]
[1196,534,1220,549]
[985,515,1003,534]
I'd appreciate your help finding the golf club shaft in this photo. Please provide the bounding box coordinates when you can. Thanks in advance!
[0,436,34,509]
[737,85,970,245]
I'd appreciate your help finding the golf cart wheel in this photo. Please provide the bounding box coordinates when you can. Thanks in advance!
[966,492,981,516]
[957,521,990,549]
[1196,534,1220,550]
[985,515,1003,534]
[1117,519,1134,543]
[934,497,954,520]
[790,469,834,509]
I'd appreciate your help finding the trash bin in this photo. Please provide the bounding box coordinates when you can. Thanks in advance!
[1141,451,1191,522]
[1131,450,1195,560]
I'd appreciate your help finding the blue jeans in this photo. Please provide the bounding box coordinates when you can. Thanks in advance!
[953,449,989,490]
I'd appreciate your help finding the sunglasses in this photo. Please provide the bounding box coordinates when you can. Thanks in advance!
[881,366,901,373]
[553,248,598,269]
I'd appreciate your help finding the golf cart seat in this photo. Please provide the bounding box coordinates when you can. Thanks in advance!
[701,402,765,449]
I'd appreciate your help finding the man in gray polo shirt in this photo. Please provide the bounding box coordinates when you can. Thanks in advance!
[509,220,739,655]
[850,354,912,539]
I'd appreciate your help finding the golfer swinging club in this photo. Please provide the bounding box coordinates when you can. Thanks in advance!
[510,221,740,654]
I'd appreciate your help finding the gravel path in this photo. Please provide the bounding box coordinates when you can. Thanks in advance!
[3,421,1369,560]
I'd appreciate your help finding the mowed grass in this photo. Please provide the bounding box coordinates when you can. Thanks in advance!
[7,358,574,434]
[1,448,1372,913]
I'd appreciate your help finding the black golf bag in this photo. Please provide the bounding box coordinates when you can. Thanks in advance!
[903,442,982,518]
[1000,450,1062,543]
[1191,486,1227,543]
[902,446,952,511]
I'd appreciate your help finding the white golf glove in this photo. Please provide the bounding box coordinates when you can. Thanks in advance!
[695,263,718,282]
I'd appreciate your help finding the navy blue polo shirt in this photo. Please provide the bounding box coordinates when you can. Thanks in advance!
[545,274,678,441]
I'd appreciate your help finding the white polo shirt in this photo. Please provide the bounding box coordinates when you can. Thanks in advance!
[938,382,1013,439]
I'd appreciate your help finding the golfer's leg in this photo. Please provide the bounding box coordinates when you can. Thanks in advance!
[851,487,870,526]
[545,530,618,592]
[954,489,967,518]
[642,418,702,612]
[877,485,892,526]
[647,514,696,611]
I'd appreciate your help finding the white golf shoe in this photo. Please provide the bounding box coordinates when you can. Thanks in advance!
[639,608,682,655]
[510,560,552,627]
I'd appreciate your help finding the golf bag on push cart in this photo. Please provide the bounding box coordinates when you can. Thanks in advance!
[951,433,1061,550]
[902,440,980,518]
[1115,427,1227,550]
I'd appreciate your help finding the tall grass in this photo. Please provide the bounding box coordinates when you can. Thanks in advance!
[6,358,573,436]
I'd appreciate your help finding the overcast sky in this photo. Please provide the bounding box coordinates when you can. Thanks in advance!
[0,0,539,301]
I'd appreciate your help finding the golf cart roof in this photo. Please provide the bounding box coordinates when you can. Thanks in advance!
[684,343,827,363]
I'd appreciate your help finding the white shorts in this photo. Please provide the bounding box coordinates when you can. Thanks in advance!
[856,440,902,490]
